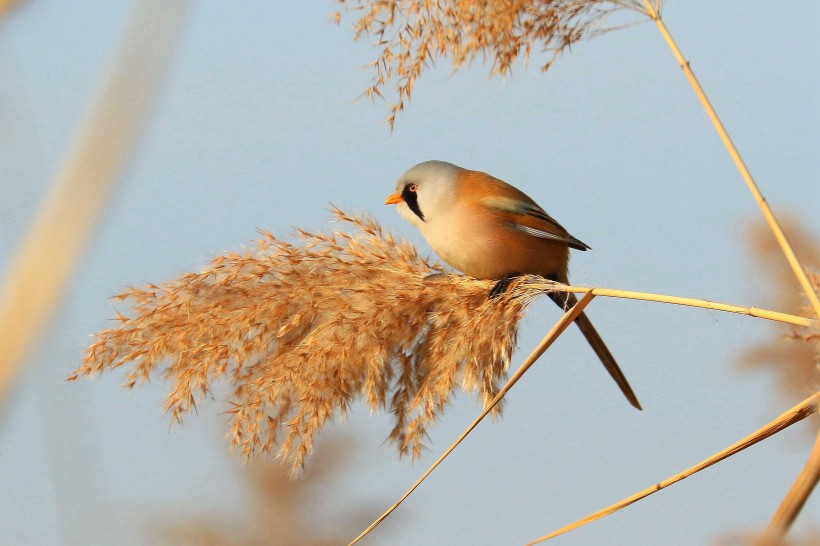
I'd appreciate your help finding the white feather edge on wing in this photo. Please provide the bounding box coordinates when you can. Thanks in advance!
[480,195,590,250]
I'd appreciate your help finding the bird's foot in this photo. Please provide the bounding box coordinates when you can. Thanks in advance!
[488,273,520,299]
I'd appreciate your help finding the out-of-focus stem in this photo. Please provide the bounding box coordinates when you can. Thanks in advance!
[0,0,187,406]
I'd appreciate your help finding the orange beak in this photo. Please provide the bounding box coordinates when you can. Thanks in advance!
[384,192,403,205]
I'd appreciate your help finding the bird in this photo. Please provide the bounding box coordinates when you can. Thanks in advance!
[384,160,641,410]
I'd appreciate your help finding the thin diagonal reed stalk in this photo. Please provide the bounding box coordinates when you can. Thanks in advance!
[759,428,820,545]
[349,279,818,543]
[348,292,596,545]
[527,392,820,544]
[759,271,820,543]
[641,1,820,320]
[642,4,820,540]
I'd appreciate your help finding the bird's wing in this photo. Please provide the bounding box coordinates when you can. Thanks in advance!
[480,195,591,251]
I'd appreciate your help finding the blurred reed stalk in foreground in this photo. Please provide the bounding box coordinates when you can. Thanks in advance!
[0,0,186,407]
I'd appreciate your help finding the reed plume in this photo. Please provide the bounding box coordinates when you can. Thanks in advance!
[338,0,658,126]
[70,208,550,473]
[156,434,382,545]
[743,219,820,401]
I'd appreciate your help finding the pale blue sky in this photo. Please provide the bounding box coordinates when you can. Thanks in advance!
[1,1,818,545]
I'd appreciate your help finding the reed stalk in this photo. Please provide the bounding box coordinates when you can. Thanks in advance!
[527,392,820,544]
[759,426,820,545]
[642,4,820,541]
[348,276,817,543]
[557,285,815,328]
[348,292,596,545]
[641,1,820,319]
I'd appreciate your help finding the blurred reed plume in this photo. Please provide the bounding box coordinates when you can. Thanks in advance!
[70,208,550,473]
[156,434,383,545]
[743,219,819,402]
[338,0,659,125]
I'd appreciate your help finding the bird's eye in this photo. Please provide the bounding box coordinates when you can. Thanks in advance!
[407,183,418,192]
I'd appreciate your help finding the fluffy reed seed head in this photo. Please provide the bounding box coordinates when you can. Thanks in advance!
[70,208,556,474]
[337,0,661,126]
[743,219,820,402]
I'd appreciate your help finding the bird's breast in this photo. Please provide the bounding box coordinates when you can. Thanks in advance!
[420,204,569,280]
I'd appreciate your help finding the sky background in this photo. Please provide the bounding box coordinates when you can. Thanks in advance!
[1,1,818,545]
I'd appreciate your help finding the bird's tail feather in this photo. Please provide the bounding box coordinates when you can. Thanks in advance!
[549,291,642,410]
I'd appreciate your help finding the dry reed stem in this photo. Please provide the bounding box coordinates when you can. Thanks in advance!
[760,428,820,545]
[527,392,820,544]
[348,292,595,545]
[339,0,658,127]
[0,0,185,405]
[72,209,550,473]
[642,5,820,538]
[556,284,814,328]
[642,1,820,320]
[759,268,820,544]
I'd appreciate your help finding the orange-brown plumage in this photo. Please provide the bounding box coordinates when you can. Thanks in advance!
[442,169,576,281]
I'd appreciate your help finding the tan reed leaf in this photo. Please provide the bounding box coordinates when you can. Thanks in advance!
[339,0,659,127]
[70,208,548,474]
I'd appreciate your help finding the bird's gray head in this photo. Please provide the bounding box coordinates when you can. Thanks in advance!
[390,160,462,227]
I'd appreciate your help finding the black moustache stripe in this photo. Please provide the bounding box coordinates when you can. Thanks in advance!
[402,185,425,221]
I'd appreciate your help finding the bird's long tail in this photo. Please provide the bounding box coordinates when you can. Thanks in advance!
[549,290,642,410]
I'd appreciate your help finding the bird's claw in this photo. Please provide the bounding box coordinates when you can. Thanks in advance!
[488,273,519,299]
